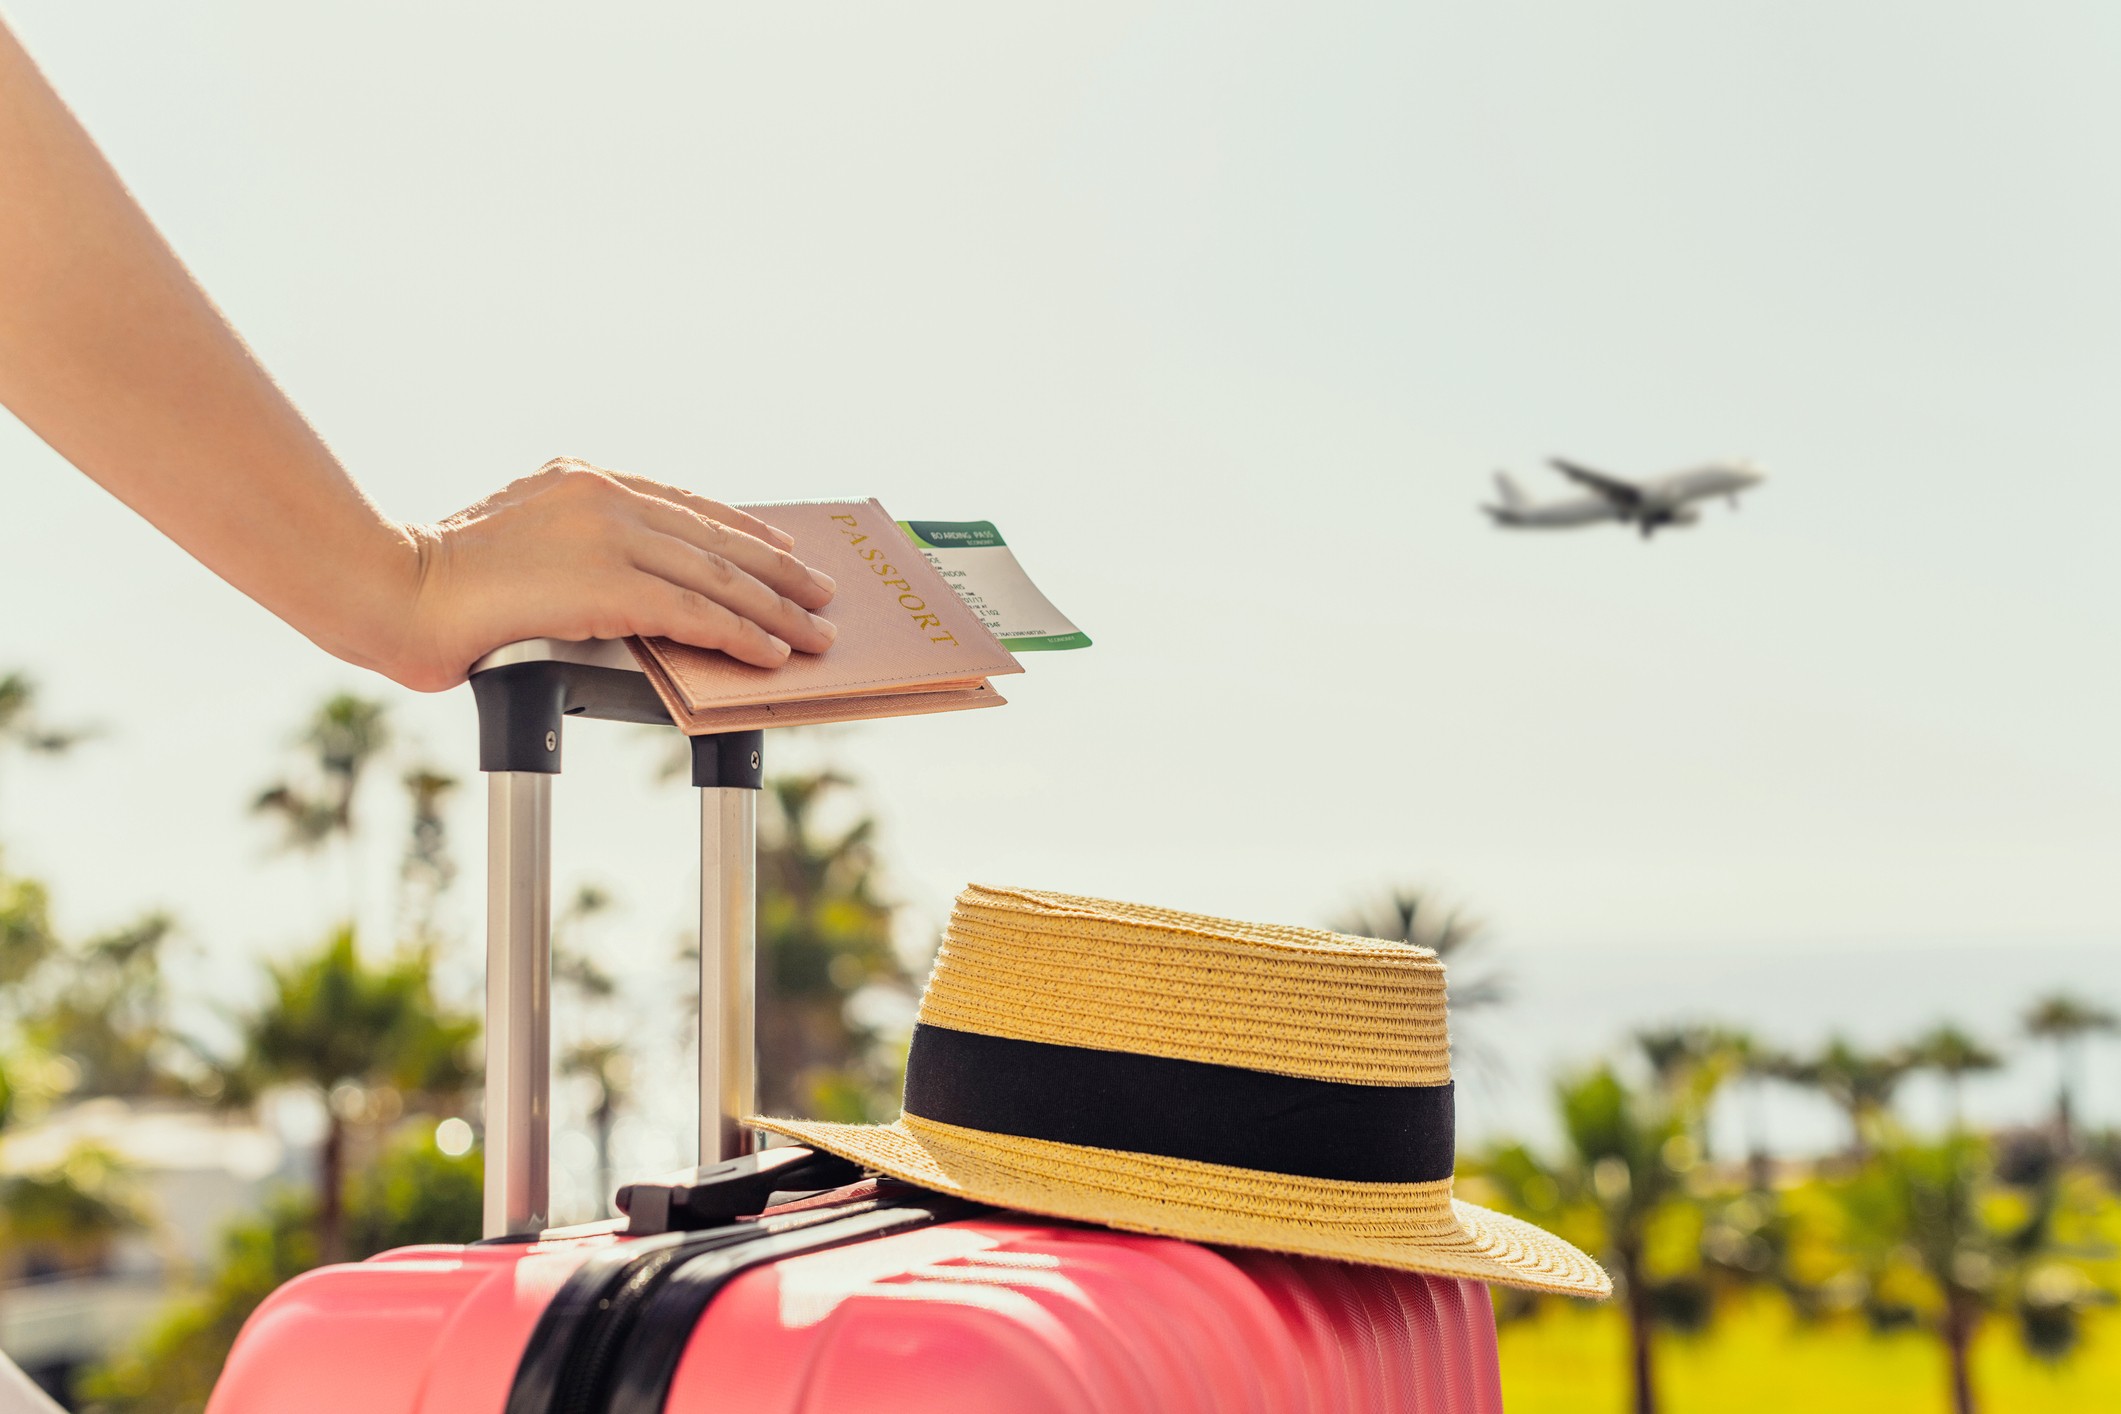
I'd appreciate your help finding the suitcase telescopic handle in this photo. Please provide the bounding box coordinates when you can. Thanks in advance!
[468,638,762,1239]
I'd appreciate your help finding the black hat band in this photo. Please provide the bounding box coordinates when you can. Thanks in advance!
[901,1023,1455,1185]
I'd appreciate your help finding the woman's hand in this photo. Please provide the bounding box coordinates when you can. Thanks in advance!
[0,29,837,694]
[391,459,839,692]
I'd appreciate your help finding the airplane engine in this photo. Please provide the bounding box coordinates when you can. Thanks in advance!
[1636,503,1702,538]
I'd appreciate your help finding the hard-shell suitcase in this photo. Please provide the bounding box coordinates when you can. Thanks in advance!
[209,638,1507,1414]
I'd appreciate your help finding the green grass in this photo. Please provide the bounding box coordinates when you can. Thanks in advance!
[1498,1299,2121,1414]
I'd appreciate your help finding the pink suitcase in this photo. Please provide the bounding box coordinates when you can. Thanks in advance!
[210,638,1506,1413]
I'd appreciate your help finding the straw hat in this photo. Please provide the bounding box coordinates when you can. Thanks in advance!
[754,885,1609,1298]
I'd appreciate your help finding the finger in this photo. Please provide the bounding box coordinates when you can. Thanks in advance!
[631,528,837,655]
[631,496,836,611]
[594,469,798,551]
[630,575,793,669]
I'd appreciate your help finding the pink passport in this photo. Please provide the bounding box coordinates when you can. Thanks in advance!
[629,499,1023,734]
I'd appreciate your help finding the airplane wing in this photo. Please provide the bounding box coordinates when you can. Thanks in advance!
[1547,457,1645,509]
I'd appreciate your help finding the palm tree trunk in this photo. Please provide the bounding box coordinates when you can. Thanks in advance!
[1744,1079,1771,1190]
[2054,1038,2078,1154]
[1942,1292,1978,1414]
[318,1112,348,1264]
[592,1095,615,1219]
[1621,1243,1656,1414]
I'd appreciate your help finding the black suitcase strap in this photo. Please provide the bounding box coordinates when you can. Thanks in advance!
[507,1194,981,1414]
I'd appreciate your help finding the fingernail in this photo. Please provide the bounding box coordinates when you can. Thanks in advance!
[767,634,791,658]
[810,613,838,643]
[808,567,836,595]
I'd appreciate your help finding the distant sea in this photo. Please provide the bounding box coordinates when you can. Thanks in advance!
[1453,932,2119,1156]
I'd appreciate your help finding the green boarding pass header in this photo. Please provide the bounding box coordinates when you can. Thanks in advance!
[903,519,1007,550]
[898,519,1090,652]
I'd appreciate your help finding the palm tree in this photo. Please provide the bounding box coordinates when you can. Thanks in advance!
[560,1040,631,1217]
[552,885,618,1003]
[753,770,910,1121]
[253,694,392,848]
[0,856,58,994]
[1331,888,1506,1077]
[0,670,92,766]
[1829,1135,2101,1414]
[20,912,192,1099]
[1787,1037,1911,1162]
[1329,888,1507,1009]
[2022,994,2117,1153]
[1479,1066,1690,1414]
[254,694,393,917]
[0,1064,145,1339]
[1,671,85,991]
[397,766,459,944]
[1908,1024,2002,1134]
[0,1143,144,1278]
[222,928,477,1262]
[1711,1029,1791,1190]
[0,1141,146,1359]
[553,884,628,1217]
[1633,1025,1734,1162]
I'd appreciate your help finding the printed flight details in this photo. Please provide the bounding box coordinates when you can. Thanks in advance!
[898,521,1091,652]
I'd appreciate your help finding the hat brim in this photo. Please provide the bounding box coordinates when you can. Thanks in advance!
[755,1111,1609,1300]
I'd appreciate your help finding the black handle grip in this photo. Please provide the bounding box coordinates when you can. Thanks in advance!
[470,658,762,788]
[615,1147,866,1232]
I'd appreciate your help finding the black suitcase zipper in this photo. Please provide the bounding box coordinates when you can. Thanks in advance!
[506,1193,981,1414]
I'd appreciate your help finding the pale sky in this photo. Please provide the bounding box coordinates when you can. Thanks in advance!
[2,3,2115,1153]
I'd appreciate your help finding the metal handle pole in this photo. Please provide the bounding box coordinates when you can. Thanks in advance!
[485,771,552,1237]
[699,787,758,1163]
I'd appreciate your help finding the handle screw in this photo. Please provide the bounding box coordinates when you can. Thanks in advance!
[545,730,558,751]
[750,750,761,769]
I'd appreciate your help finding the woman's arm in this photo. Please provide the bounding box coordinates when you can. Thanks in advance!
[0,22,834,691]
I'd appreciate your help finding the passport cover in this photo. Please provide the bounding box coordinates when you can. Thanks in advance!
[629,498,1022,734]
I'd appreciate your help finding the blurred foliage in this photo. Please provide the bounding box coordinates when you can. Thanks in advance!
[0,671,92,763]
[80,1127,481,1414]
[1,687,207,1337]
[5,675,2117,1414]
[1780,1037,1913,1162]
[396,766,459,946]
[1331,887,1507,1078]
[1816,1135,2113,1405]
[1475,1063,1698,1412]
[1329,888,1507,1011]
[4,688,490,1408]
[2024,994,2119,1152]
[218,927,477,1262]
[221,929,477,1113]
[20,912,199,1101]
[343,1126,485,1256]
[753,769,915,1122]
[1908,1024,2003,1133]
[0,1143,147,1279]
[553,884,631,1217]
[1470,1050,2120,1414]
[250,694,392,855]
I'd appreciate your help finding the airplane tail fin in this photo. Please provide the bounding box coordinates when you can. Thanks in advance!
[1492,470,1530,511]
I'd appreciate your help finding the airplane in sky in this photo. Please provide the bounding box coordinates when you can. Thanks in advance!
[1483,457,1767,538]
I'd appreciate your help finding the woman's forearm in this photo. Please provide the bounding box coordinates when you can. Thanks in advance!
[0,20,838,691]
[0,23,421,673]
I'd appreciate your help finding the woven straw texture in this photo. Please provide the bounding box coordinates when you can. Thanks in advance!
[753,884,1610,1299]
[930,884,1450,1086]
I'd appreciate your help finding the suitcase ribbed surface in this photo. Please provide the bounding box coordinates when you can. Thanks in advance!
[211,1213,1503,1414]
